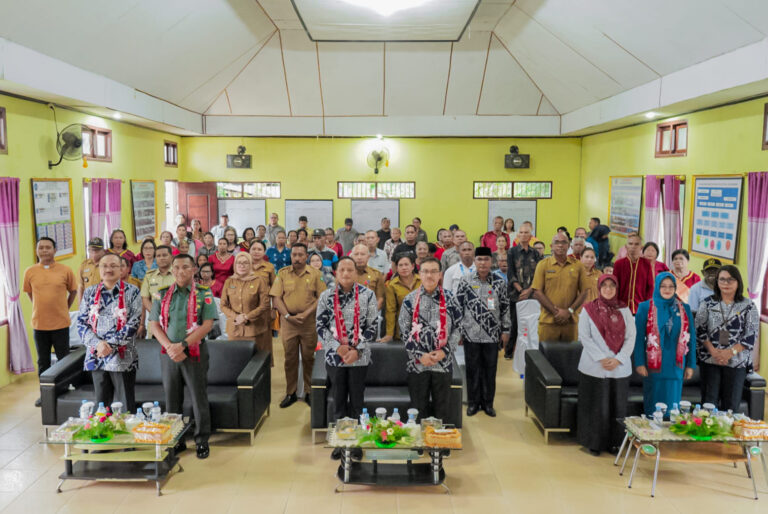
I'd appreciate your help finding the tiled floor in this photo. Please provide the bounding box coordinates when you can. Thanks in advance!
[0,343,766,513]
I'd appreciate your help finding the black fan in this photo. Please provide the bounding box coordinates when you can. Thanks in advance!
[48,123,85,169]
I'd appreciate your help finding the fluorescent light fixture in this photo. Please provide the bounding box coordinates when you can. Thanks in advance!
[645,112,657,119]
[113,112,122,120]
[376,134,383,140]
[339,0,433,17]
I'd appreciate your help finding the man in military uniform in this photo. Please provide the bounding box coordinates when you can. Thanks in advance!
[77,238,106,301]
[270,243,326,408]
[139,245,175,338]
[149,254,218,459]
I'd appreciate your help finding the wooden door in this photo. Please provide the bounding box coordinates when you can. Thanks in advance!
[177,182,218,231]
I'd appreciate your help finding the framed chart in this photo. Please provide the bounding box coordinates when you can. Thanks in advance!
[30,178,76,259]
[608,176,643,236]
[688,175,743,263]
[130,180,157,242]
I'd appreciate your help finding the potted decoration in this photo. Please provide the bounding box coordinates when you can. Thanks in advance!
[357,418,413,448]
[669,413,730,441]
[80,410,124,442]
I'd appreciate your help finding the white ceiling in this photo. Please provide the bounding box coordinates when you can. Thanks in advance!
[0,0,767,136]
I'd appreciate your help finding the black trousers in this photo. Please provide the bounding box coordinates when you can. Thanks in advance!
[407,371,452,421]
[577,372,629,452]
[464,341,499,407]
[700,362,748,413]
[33,328,70,375]
[161,343,211,444]
[325,364,368,423]
[504,303,518,358]
[91,369,137,413]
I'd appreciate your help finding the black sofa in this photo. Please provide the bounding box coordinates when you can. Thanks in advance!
[524,341,766,443]
[310,341,463,440]
[40,339,271,444]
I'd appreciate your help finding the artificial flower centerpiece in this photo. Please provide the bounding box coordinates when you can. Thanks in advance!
[357,417,414,448]
[669,411,731,441]
[79,409,125,443]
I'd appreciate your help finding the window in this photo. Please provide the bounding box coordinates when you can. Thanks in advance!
[82,126,112,162]
[216,182,281,199]
[763,103,768,151]
[513,181,552,199]
[164,141,178,167]
[473,182,512,199]
[337,182,415,199]
[655,120,687,157]
[0,106,7,155]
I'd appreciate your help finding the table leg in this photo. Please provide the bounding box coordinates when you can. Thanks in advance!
[627,445,642,489]
[619,437,635,476]
[745,446,758,500]
[615,432,629,466]
[342,449,352,483]
[650,445,660,498]
[431,450,442,485]
[56,479,64,493]
[760,448,768,488]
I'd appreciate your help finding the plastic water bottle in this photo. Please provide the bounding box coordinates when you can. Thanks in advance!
[406,413,417,427]
[95,402,106,416]
[375,407,387,421]
[652,406,664,425]
[390,408,401,423]
[79,400,94,420]
[669,403,680,423]
[693,403,702,416]
[359,408,370,426]
[136,408,146,421]
[151,401,162,422]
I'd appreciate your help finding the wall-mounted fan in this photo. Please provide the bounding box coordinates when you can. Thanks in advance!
[366,147,390,174]
[47,104,86,169]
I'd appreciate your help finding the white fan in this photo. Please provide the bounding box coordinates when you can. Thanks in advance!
[366,147,390,174]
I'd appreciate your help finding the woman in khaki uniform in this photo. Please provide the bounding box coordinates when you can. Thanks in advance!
[249,241,276,362]
[219,253,270,352]
[379,253,421,342]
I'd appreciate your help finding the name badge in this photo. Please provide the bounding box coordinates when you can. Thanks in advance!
[487,298,496,310]
[546,269,556,274]
[84,268,91,273]
[230,285,236,289]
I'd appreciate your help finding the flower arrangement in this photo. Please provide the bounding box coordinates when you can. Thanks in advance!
[669,412,731,440]
[357,418,413,448]
[78,410,126,442]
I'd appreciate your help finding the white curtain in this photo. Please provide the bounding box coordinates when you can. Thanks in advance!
[643,175,662,245]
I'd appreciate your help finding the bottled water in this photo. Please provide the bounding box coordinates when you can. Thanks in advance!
[669,403,680,423]
[359,408,370,426]
[693,404,702,416]
[652,406,664,425]
[95,402,106,416]
[407,408,419,422]
[150,401,162,422]
[136,408,146,421]
[390,408,401,423]
[405,413,417,427]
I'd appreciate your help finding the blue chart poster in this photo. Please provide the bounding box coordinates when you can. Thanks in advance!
[690,176,743,262]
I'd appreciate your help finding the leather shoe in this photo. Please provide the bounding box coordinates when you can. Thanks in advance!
[196,443,210,459]
[466,404,479,416]
[279,393,297,408]
[173,441,187,454]
[34,398,42,407]
[331,448,342,460]
[483,405,497,417]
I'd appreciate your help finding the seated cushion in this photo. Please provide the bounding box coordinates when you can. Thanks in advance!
[364,386,411,405]
[560,396,578,431]
[561,386,578,398]
[206,341,255,386]
[135,340,164,384]
[135,385,168,410]
[183,385,238,428]
[56,385,96,421]
[365,343,409,386]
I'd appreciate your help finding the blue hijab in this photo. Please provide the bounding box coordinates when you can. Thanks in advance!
[652,272,679,335]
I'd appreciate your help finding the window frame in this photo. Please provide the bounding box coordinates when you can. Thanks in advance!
[336,181,416,199]
[164,140,178,167]
[513,181,553,199]
[0,106,7,155]
[655,119,688,158]
[215,181,281,199]
[473,181,513,199]
[82,125,112,162]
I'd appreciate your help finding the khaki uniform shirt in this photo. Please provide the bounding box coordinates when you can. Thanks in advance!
[270,265,325,338]
[385,274,422,339]
[220,276,270,338]
[78,259,101,293]
[253,261,276,289]
[531,256,591,325]
[354,266,385,306]
[141,268,176,303]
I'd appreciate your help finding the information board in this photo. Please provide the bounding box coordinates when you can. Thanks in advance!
[487,200,537,235]
[285,200,334,231]
[609,176,643,236]
[31,178,75,259]
[689,175,743,262]
[351,200,399,232]
[130,180,157,242]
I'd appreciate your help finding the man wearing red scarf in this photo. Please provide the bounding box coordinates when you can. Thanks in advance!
[613,233,654,314]
[149,254,218,459]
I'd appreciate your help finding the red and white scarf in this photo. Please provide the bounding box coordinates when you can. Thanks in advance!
[410,287,448,350]
[159,282,201,360]
[645,298,690,371]
[89,281,127,359]
[333,285,360,347]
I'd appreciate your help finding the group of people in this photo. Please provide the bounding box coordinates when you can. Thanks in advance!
[22,211,758,461]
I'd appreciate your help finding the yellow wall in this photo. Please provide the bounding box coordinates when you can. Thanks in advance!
[0,93,179,387]
[180,136,583,244]
[580,95,768,371]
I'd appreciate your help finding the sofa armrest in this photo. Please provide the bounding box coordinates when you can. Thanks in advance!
[451,361,463,387]
[40,347,87,426]
[745,372,766,421]
[524,349,563,429]
[746,372,766,389]
[237,351,270,387]
[311,350,328,430]
[311,350,327,387]
[236,351,271,430]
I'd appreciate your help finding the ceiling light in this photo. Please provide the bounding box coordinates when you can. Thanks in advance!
[339,0,433,17]
[376,134,383,140]
[113,112,122,120]
[645,112,657,119]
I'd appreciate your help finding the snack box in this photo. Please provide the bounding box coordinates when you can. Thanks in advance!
[132,422,172,444]
[423,426,462,449]
[336,417,359,440]
[733,419,768,440]
[157,413,184,432]
[50,419,84,442]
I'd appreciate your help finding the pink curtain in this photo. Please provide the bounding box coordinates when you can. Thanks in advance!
[0,178,34,374]
[89,179,107,242]
[644,175,662,246]
[747,172,768,300]
[106,179,121,236]
[662,175,682,267]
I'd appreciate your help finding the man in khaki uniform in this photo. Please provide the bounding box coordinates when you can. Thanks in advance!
[270,243,326,408]
[531,232,591,342]
[78,238,106,300]
[139,245,175,338]
[350,244,385,310]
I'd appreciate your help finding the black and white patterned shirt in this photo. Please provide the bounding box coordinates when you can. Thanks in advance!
[695,297,758,368]
[316,284,378,367]
[454,271,511,343]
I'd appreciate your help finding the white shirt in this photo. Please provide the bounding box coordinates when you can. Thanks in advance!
[442,261,476,293]
[368,248,390,275]
[688,281,714,312]
[577,308,636,379]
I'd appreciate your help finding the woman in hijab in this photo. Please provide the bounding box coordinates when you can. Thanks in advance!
[220,252,270,347]
[576,274,636,456]
[634,272,696,416]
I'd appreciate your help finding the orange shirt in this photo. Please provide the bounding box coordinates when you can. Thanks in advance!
[22,262,77,330]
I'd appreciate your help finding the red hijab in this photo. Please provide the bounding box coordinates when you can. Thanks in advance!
[584,274,626,354]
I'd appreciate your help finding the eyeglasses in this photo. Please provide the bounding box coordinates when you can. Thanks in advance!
[101,264,121,270]
[552,241,568,246]
[419,269,441,275]
[718,277,736,284]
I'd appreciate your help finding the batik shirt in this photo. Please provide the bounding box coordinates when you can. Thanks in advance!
[77,282,142,372]
[695,297,758,369]
[454,271,511,343]
[399,287,463,374]
[316,284,378,367]
[507,244,541,302]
